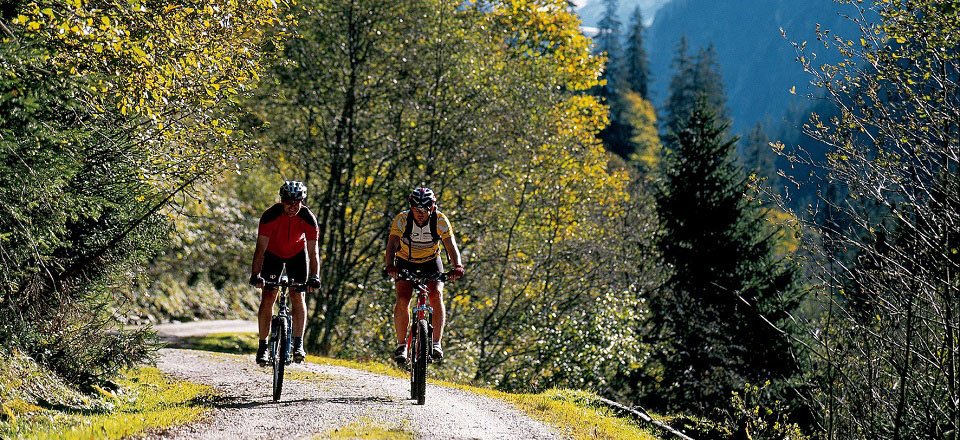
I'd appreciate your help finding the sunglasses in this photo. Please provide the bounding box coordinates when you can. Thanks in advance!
[281,199,302,206]
[412,206,431,213]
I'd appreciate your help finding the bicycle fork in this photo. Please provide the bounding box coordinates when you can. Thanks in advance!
[270,313,292,365]
[412,302,434,361]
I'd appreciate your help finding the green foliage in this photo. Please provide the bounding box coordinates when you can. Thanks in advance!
[788,0,960,437]
[0,0,290,390]
[623,7,651,100]
[648,102,807,418]
[230,0,655,398]
[0,366,214,439]
[740,123,779,187]
[727,382,809,440]
[663,40,729,136]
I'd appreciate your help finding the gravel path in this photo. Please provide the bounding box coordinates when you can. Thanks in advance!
[148,321,562,440]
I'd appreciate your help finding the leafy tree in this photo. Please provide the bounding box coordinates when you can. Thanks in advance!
[244,0,651,396]
[623,7,651,99]
[786,0,960,437]
[649,102,806,418]
[623,91,661,172]
[0,0,288,387]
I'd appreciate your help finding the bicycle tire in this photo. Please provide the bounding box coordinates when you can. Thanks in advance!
[414,319,429,405]
[272,317,287,401]
[409,327,416,400]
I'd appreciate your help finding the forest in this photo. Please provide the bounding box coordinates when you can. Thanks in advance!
[1,0,958,438]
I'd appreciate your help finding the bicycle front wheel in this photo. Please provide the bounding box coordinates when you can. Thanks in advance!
[272,317,287,401]
[413,319,429,405]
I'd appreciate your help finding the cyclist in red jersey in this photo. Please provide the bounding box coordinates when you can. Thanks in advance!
[384,187,464,364]
[249,181,321,365]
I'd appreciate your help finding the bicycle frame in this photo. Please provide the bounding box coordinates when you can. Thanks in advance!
[398,269,446,405]
[263,263,304,401]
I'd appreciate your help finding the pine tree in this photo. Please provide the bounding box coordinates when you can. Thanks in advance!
[623,7,651,99]
[648,101,806,415]
[593,0,633,158]
[741,123,778,186]
[663,39,729,136]
[691,45,728,122]
[663,37,694,135]
[594,0,623,100]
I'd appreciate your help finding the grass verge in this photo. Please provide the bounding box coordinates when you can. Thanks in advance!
[179,332,659,440]
[320,417,414,440]
[1,366,214,439]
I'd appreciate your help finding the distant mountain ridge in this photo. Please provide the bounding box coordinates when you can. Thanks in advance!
[576,0,860,136]
[576,0,671,30]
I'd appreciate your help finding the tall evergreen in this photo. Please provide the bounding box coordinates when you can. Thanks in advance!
[594,0,623,99]
[624,7,651,99]
[663,39,728,136]
[593,0,634,158]
[691,45,728,122]
[648,101,806,415]
[741,123,779,186]
[663,37,694,135]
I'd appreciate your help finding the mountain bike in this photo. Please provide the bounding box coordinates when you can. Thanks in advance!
[263,263,303,402]
[397,269,448,405]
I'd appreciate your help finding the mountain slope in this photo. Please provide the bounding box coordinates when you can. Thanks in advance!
[645,0,859,134]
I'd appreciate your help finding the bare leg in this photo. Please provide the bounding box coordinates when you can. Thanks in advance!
[394,281,413,345]
[290,290,307,337]
[258,288,279,340]
[428,281,445,344]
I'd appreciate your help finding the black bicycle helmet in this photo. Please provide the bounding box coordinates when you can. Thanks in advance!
[279,180,307,201]
[408,187,436,209]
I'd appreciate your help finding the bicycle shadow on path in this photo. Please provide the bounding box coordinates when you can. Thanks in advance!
[213,397,327,410]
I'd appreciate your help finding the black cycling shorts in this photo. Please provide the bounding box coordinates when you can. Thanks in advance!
[261,250,308,288]
[395,256,443,277]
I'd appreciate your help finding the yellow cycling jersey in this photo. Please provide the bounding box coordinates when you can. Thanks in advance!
[389,210,453,263]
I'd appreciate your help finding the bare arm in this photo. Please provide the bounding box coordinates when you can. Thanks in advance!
[250,235,270,277]
[306,239,320,278]
[385,235,401,269]
[442,235,462,269]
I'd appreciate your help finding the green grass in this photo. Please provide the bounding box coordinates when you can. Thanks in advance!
[168,331,260,354]
[285,369,338,385]
[320,417,414,440]
[179,332,659,440]
[1,367,215,439]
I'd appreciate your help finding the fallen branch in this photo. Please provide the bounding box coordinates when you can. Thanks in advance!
[595,397,695,440]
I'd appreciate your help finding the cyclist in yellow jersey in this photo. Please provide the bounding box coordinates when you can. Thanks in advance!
[384,187,464,363]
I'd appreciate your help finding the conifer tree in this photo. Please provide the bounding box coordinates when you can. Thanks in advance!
[663,39,728,136]
[691,45,728,121]
[593,0,633,158]
[594,0,623,99]
[741,123,778,186]
[663,37,693,135]
[648,101,806,415]
[624,7,651,99]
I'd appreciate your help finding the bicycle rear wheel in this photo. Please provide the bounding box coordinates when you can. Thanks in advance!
[413,319,429,405]
[272,316,288,401]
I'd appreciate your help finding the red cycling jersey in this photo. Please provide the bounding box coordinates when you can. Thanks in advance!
[257,204,319,259]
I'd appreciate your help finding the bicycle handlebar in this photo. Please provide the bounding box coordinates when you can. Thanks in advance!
[263,280,307,289]
[397,269,449,284]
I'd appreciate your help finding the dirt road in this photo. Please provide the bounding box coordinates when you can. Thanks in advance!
[149,321,561,439]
